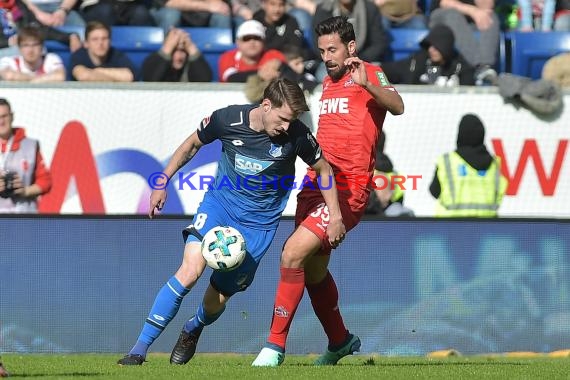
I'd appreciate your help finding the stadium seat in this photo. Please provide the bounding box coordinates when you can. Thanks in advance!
[183,27,234,82]
[509,31,570,79]
[111,26,164,73]
[386,28,428,62]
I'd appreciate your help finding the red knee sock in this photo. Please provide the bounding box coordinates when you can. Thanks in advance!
[267,267,305,350]
[306,271,348,347]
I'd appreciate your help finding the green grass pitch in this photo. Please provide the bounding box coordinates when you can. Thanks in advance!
[3,353,570,379]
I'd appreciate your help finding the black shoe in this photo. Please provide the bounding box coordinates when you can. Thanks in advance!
[170,329,201,365]
[117,354,145,365]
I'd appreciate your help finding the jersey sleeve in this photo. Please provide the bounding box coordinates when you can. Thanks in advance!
[366,64,397,92]
[43,53,64,73]
[196,109,222,144]
[293,122,322,166]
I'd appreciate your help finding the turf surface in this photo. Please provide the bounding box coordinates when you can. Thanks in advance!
[2,353,570,379]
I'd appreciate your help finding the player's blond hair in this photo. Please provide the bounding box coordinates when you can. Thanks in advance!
[263,78,309,115]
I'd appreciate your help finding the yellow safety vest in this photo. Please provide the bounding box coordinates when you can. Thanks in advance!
[435,152,508,217]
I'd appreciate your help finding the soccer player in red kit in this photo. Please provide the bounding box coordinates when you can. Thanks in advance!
[252,16,405,367]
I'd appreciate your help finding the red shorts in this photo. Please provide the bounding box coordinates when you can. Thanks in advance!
[295,188,367,255]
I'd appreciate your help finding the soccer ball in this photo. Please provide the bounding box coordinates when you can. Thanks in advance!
[201,226,247,272]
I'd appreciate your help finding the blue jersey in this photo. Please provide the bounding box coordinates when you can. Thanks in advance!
[196,104,322,229]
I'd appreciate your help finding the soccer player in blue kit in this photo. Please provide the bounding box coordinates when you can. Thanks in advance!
[118,78,346,366]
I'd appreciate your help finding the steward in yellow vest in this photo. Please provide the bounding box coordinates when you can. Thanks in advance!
[429,114,508,217]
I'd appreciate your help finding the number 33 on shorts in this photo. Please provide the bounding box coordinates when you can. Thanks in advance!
[310,202,330,232]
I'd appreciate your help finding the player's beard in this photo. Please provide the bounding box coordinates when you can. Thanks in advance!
[326,64,348,82]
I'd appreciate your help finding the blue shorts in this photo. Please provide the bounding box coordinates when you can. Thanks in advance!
[184,195,277,297]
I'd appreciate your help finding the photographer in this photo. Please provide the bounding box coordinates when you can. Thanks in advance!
[0,98,52,213]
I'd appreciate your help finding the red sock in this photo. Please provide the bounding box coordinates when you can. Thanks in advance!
[267,267,305,350]
[306,271,348,347]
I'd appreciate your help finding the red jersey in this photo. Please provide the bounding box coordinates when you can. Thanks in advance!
[218,48,287,82]
[308,62,397,206]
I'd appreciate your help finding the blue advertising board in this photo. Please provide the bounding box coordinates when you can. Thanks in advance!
[1,217,569,355]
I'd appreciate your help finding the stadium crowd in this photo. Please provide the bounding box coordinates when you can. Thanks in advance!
[1,0,569,86]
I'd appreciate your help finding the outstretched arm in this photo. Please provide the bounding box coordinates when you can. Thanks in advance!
[311,158,346,248]
[345,57,405,115]
[149,131,204,218]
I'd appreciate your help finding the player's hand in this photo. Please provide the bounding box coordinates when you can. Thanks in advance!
[149,189,167,219]
[344,57,367,87]
[327,218,346,249]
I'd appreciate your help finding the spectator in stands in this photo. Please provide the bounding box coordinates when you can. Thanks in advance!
[150,0,233,32]
[218,19,286,82]
[244,44,317,102]
[0,26,65,82]
[429,113,508,217]
[20,0,85,27]
[366,131,414,217]
[0,97,52,214]
[232,0,314,33]
[253,0,313,60]
[70,21,137,81]
[312,0,388,81]
[281,44,317,91]
[0,0,82,59]
[554,0,570,30]
[142,27,212,82]
[381,24,475,86]
[518,0,556,31]
[375,0,427,30]
[429,0,500,86]
[78,0,155,26]
[518,0,570,32]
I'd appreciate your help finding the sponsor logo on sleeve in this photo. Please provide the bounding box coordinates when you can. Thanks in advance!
[376,71,390,87]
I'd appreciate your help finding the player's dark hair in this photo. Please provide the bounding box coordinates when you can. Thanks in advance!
[17,26,45,46]
[0,98,11,112]
[263,78,309,115]
[314,16,355,45]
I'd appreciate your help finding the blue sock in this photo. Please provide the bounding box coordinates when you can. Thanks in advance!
[183,302,226,334]
[129,276,190,357]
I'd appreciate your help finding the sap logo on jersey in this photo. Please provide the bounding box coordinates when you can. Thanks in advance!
[235,153,273,175]
[319,98,349,115]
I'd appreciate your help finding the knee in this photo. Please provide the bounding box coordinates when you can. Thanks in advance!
[176,263,203,287]
[153,8,181,29]
[280,244,305,268]
[429,8,465,27]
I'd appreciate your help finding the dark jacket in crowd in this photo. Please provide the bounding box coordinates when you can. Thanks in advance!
[252,10,314,60]
[382,24,475,86]
[313,0,388,63]
[1,0,76,49]
[141,51,213,82]
[429,114,494,198]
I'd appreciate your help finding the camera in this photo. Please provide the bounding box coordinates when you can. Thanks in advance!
[0,171,17,198]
